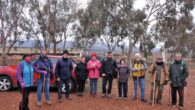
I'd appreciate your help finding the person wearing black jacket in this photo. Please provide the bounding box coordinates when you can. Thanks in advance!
[55,50,73,102]
[75,56,88,96]
[101,51,117,98]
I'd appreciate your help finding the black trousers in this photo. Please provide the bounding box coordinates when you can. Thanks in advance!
[171,86,184,107]
[19,87,31,110]
[102,74,113,94]
[57,79,70,99]
[118,81,128,98]
[77,79,86,93]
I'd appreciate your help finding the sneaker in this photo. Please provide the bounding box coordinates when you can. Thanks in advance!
[46,100,52,105]
[58,99,63,103]
[123,97,128,100]
[141,99,148,103]
[80,93,84,97]
[172,105,176,108]
[101,94,106,98]
[132,96,137,101]
[66,96,72,100]
[37,102,42,107]
[178,106,184,110]
[93,93,96,97]
[117,97,122,100]
[107,94,111,98]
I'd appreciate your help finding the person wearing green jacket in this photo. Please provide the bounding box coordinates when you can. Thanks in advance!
[169,53,189,110]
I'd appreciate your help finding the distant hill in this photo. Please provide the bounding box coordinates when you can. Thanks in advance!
[3,40,153,54]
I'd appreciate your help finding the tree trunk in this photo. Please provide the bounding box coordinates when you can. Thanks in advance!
[1,39,7,66]
[53,42,57,54]
[63,34,67,50]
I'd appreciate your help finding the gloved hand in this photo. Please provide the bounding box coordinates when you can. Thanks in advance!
[164,80,169,85]
[21,83,25,88]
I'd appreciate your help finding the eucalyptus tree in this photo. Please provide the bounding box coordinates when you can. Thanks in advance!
[0,0,26,65]
[24,0,78,53]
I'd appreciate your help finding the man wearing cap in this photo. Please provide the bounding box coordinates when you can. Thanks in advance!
[101,51,117,98]
[131,53,148,102]
[149,55,168,105]
[55,50,73,102]
[33,49,53,106]
[87,52,101,97]
[169,53,189,110]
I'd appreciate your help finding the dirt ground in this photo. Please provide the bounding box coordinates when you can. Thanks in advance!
[0,67,195,110]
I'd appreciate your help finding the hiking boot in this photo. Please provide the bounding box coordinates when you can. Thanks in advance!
[141,99,148,103]
[46,100,52,105]
[101,94,106,98]
[58,98,63,103]
[77,92,82,96]
[156,100,162,105]
[37,102,42,107]
[132,96,137,101]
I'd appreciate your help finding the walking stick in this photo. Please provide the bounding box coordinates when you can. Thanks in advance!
[42,67,48,94]
[152,72,157,106]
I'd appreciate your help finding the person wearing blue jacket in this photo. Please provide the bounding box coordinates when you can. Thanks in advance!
[33,49,53,106]
[17,54,46,110]
[55,50,73,102]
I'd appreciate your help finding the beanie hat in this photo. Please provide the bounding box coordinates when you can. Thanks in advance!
[63,50,69,55]
[91,52,97,57]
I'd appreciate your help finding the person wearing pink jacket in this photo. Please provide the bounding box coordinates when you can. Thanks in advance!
[87,53,101,97]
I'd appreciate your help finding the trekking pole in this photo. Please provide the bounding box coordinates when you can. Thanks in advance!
[168,83,171,106]
[137,76,140,110]
[152,72,156,106]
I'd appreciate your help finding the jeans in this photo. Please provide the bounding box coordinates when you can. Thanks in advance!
[133,77,145,100]
[36,74,50,103]
[77,79,86,93]
[19,87,31,110]
[171,86,184,107]
[90,79,98,95]
[102,74,113,94]
[150,81,164,101]
[118,81,128,98]
[57,79,70,99]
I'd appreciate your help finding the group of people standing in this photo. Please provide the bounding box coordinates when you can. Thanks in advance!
[16,50,189,110]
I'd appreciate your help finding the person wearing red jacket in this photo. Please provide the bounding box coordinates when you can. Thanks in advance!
[87,53,101,97]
